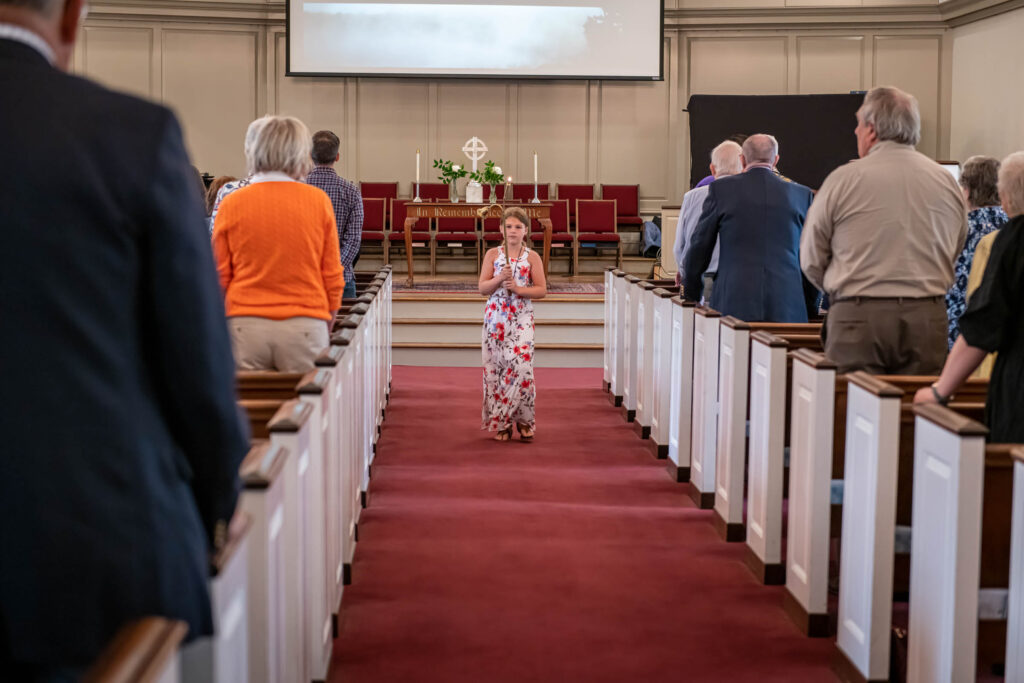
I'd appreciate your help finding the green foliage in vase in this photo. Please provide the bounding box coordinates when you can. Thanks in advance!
[469,160,504,186]
[433,159,468,185]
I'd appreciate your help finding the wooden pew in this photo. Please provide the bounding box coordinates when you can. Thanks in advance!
[620,275,641,421]
[603,266,615,394]
[608,269,628,407]
[84,618,187,683]
[648,288,678,459]
[180,513,252,683]
[689,306,722,508]
[239,399,315,683]
[783,351,989,637]
[713,320,822,542]
[634,279,676,440]
[744,329,824,584]
[901,407,1018,683]
[667,296,697,482]
[238,372,334,683]
[238,441,290,683]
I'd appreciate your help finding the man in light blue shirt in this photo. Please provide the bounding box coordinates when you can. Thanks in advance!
[674,140,743,301]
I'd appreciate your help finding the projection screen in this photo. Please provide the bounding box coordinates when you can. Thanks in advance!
[287,0,663,79]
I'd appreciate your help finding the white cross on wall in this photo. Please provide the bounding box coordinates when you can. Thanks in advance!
[462,136,488,173]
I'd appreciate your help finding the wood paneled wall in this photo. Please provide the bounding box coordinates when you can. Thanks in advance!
[74,1,965,213]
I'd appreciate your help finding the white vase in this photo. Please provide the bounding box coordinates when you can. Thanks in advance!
[466,181,483,204]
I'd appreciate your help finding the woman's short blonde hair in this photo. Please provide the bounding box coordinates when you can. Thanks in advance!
[998,151,1024,217]
[244,115,313,179]
[502,206,531,231]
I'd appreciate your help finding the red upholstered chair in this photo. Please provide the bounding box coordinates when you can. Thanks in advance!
[528,199,574,273]
[600,184,643,230]
[360,181,399,229]
[576,199,620,269]
[417,182,449,201]
[556,183,595,228]
[511,183,550,203]
[390,199,433,274]
[360,197,389,264]
[434,215,480,275]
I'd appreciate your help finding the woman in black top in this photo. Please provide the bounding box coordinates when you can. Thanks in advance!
[914,151,1024,442]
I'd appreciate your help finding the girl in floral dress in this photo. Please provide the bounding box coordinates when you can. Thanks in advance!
[478,207,548,441]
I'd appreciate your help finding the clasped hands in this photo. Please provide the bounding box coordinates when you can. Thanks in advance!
[499,264,519,294]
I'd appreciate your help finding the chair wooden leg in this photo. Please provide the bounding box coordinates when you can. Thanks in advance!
[572,241,579,276]
[383,239,390,266]
[430,240,436,276]
[616,242,622,269]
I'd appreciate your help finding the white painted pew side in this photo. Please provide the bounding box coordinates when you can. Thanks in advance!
[336,307,371,510]
[833,373,903,683]
[1008,449,1024,682]
[621,275,641,422]
[634,281,659,439]
[649,288,676,459]
[744,332,787,584]
[329,326,359,579]
[85,617,187,683]
[180,513,252,683]
[315,346,347,617]
[610,270,628,406]
[268,400,315,683]
[238,441,290,683]
[784,349,839,638]
[667,297,696,483]
[295,373,333,682]
[712,317,750,542]
[603,266,614,392]
[688,307,721,509]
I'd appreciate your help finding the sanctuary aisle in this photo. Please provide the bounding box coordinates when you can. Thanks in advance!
[329,366,837,682]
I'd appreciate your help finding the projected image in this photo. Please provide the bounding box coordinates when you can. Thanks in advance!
[289,0,661,78]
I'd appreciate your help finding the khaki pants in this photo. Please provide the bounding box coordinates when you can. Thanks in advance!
[823,297,947,375]
[229,316,329,372]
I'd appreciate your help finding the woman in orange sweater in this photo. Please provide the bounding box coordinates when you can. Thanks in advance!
[213,115,344,371]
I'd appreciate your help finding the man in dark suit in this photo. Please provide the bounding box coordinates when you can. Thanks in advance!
[682,134,817,322]
[0,0,249,676]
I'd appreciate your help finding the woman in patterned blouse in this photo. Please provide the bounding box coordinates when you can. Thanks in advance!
[946,155,1008,348]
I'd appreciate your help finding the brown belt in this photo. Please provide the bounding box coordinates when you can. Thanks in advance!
[832,295,944,304]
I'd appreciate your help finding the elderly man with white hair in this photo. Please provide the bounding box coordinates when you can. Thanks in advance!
[914,151,1024,442]
[673,139,743,300]
[801,86,967,374]
[681,133,817,322]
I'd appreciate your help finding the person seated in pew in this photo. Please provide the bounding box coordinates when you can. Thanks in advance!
[213,115,345,372]
[914,151,1024,443]
[801,86,968,374]
[673,139,743,302]
[204,175,236,233]
[0,0,249,675]
[681,134,818,322]
[946,155,1009,349]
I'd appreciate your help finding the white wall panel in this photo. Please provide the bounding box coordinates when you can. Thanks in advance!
[796,36,864,94]
[873,35,942,157]
[81,26,154,100]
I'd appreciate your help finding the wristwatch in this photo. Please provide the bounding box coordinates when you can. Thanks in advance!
[930,383,951,406]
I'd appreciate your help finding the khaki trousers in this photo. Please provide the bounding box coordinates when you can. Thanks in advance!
[823,297,947,375]
[229,316,329,372]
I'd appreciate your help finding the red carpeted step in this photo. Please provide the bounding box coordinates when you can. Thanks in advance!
[330,366,838,682]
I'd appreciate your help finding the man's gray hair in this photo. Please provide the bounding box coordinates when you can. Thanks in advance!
[858,86,921,147]
[998,151,1024,217]
[0,0,62,14]
[741,134,779,165]
[710,140,743,177]
[244,115,313,180]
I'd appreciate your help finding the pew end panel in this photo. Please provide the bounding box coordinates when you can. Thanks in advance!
[633,280,660,438]
[713,317,751,542]
[667,297,696,483]
[609,270,628,406]
[1007,448,1024,682]
[621,275,641,421]
[648,288,677,458]
[689,307,722,509]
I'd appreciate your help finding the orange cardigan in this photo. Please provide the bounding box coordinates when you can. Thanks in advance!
[213,182,344,321]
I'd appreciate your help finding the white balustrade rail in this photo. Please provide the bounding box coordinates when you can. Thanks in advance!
[784,350,838,636]
[649,288,676,458]
[713,317,750,540]
[667,297,696,482]
[689,307,721,509]
[835,374,902,681]
[744,332,787,583]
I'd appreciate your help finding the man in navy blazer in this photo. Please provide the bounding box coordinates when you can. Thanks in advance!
[0,0,248,675]
[682,134,818,322]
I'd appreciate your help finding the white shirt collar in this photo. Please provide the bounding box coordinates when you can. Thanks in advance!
[0,24,56,65]
[249,171,297,184]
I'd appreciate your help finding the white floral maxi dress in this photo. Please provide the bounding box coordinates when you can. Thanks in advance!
[482,247,536,432]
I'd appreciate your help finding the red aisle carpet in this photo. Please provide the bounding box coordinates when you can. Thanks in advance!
[329,366,838,682]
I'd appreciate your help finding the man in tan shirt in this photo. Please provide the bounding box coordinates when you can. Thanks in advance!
[801,86,967,374]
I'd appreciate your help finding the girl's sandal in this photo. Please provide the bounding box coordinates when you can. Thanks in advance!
[494,428,512,442]
[518,424,535,442]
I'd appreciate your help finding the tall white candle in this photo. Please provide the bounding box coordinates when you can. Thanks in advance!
[416,149,420,184]
[533,151,538,183]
